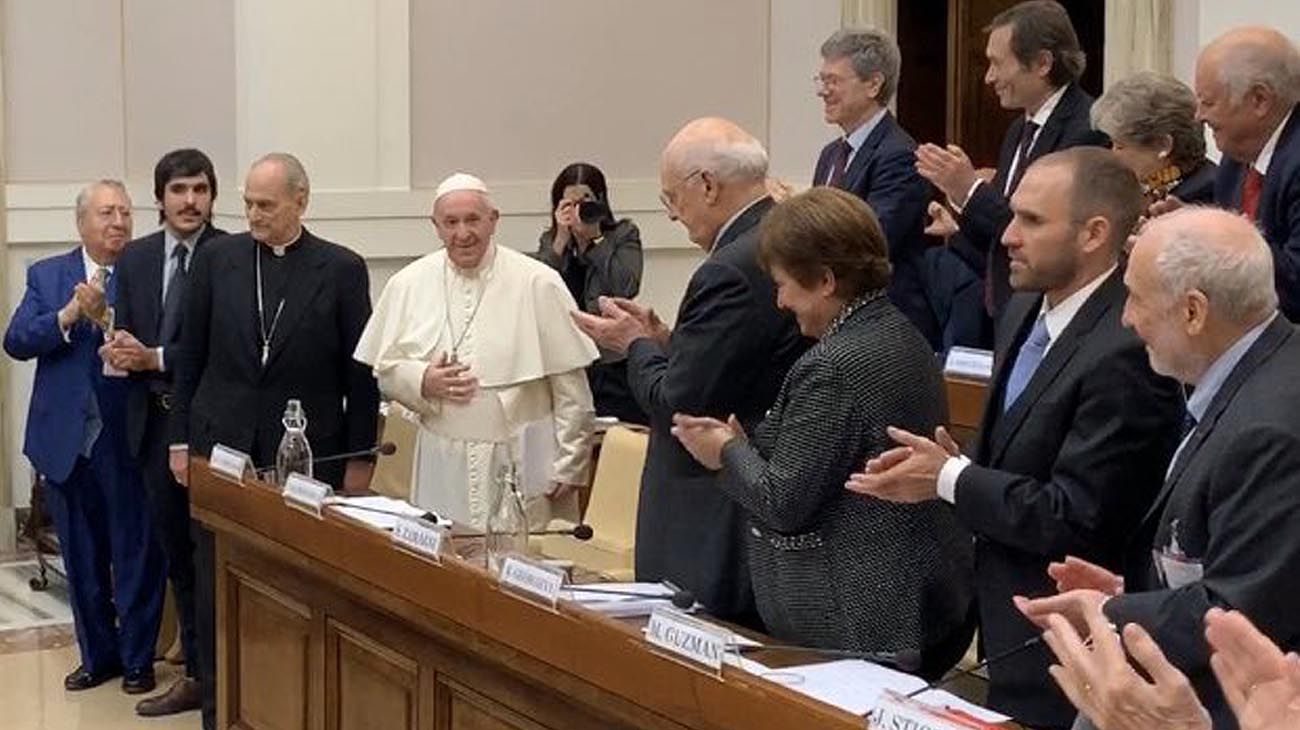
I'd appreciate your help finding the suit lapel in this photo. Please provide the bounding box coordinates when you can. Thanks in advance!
[991,117,1024,195]
[989,271,1123,464]
[263,231,328,371]
[1139,317,1294,528]
[139,231,166,338]
[841,114,893,192]
[224,237,261,367]
[714,197,774,252]
[1257,104,1300,224]
[974,292,1037,461]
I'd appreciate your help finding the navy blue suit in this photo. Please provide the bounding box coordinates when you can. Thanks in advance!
[815,112,939,348]
[1214,105,1300,321]
[4,247,164,675]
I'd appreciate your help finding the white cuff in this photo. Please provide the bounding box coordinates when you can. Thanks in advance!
[156,346,166,372]
[937,455,971,504]
[951,179,984,213]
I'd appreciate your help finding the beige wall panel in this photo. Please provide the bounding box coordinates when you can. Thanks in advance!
[2,0,126,182]
[409,0,771,186]
[122,0,238,188]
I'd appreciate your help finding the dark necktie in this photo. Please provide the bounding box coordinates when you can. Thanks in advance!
[1240,167,1264,221]
[1002,314,1050,413]
[826,139,852,187]
[1005,120,1040,196]
[160,245,189,343]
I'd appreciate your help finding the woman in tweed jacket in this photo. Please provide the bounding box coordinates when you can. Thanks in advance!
[674,187,974,678]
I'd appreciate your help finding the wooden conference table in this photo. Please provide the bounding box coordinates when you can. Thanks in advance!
[191,458,875,730]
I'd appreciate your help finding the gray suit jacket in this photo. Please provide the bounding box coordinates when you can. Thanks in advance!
[719,295,973,672]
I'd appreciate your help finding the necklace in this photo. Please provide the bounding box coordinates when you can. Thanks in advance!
[442,253,494,359]
[823,290,885,339]
[1142,164,1184,202]
[255,244,286,367]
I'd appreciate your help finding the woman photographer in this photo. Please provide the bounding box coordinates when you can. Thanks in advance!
[536,162,646,424]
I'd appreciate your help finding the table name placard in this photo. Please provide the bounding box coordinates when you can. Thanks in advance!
[209,444,251,483]
[868,691,984,730]
[282,473,332,518]
[498,554,565,609]
[645,607,729,675]
[391,517,446,563]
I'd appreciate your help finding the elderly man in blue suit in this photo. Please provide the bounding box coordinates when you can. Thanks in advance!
[813,28,939,348]
[4,179,164,695]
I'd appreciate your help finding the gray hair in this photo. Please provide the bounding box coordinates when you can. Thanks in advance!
[676,135,769,184]
[74,179,131,222]
[1091,72,1206,173]
[1217,32,1300,106]
[820,28,901,104]
[253,152,311,196]
[1152,207,1278,324]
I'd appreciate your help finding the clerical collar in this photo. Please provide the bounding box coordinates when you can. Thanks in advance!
[259,228,305,257]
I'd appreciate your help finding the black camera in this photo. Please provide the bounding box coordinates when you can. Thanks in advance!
[577,199,613,226]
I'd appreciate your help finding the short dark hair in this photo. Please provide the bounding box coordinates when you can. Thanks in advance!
[758,186,891,300]
[986,0,1085,87]
[153,148,217,223]
[1035,147,1143,253]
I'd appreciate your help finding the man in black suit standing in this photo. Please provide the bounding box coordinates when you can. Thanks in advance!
[812,28,937,348]
[917,0,1107,336]
[1183,26,1300,321]
[103,148,225,717]
[168,152,380,730]
[1019,207,1300,730]
[574,118,807,626]
[848,148,1184,728]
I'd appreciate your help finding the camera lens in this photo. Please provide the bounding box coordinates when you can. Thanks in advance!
[577,200,613,225]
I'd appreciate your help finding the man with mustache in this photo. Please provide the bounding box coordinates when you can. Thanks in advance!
[104,148,226,717]
[5,180,165,696]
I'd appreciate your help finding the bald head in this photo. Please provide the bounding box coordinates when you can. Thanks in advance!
[659,117,770,248]
[1202,26,1300,106]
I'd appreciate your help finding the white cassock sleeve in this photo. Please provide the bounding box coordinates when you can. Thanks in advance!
[547,367,595,485]
[353,267,442,418]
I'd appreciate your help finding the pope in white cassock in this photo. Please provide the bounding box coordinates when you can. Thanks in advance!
[354,173,599,528]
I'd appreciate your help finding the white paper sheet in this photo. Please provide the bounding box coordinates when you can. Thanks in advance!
[324,495,441,531]
[773,660,1010,723]
[562,582,697,618]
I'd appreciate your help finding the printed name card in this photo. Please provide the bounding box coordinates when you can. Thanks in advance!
[498,555,565,608]
[209,444,251,483]
[391,517,446,563]
[943,346,995,381]
[869,691,979,730]
[645,606,730,674]
[282,473,332,518]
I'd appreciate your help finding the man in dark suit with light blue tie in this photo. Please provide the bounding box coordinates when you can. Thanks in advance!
[849,149,1183,728]
[4,180,164,695]
[813,28,937,348]
[103,149,226,717]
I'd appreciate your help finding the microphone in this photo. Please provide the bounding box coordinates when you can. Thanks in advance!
[905,635,1043,698]
[326,501,442,524]
[736,644,923,674]
[563,585,696,610]
[453,524,595,541]
[254,442,398,478]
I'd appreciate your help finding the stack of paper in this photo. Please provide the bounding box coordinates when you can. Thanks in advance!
[324,495,439,531]
[774,659,1009,724]
[560,582,681,617]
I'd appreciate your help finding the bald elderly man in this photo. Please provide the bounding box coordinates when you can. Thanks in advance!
[1178,27,1300,320]
[355,173,598,529]
[1018,207,1300,730]
[574,118,808,624]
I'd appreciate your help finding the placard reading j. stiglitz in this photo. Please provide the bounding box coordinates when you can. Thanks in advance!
[868,690,981,730]
[645,606,730,675]
[498,554,565,608]
[209,444,251,483]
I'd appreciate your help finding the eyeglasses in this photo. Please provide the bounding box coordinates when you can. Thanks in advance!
[659,169,704,212]
[812,73,848,91]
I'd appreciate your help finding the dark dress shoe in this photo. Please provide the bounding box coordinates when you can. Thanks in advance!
[135,677,202,716]
[64,664,122,691]
[121,668,157,695]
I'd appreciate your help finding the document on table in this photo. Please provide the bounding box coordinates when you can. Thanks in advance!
[562,582,688,618]
[324,495,433,531]
[774,659,1010,724]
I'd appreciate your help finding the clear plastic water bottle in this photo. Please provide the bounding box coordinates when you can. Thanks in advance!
[485,462,529,574]
[274,399,313,486]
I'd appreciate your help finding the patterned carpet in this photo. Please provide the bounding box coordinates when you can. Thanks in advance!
[0,559,72,634]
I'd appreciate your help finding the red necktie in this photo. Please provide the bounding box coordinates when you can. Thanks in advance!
[827,139,851,187]
[1241,167,1264,221]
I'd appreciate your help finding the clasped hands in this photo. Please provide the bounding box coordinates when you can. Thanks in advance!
[671,413,745,471]
[571,296,669,356]
[58,276,109,332]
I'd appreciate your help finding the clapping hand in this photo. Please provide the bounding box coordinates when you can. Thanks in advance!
[671,413,744,471]
[844,426,960,503]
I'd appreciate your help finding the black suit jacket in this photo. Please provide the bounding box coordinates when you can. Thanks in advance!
[955,270,1183,728]
[814,113,938,347]
[1108,316,1300,730]
[1171,160,1218,205]
[1214,104,1300,320]
[626,197,809,620]
[954,84,1109,317]
[169,230,379,487]
[116,224,226,457]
